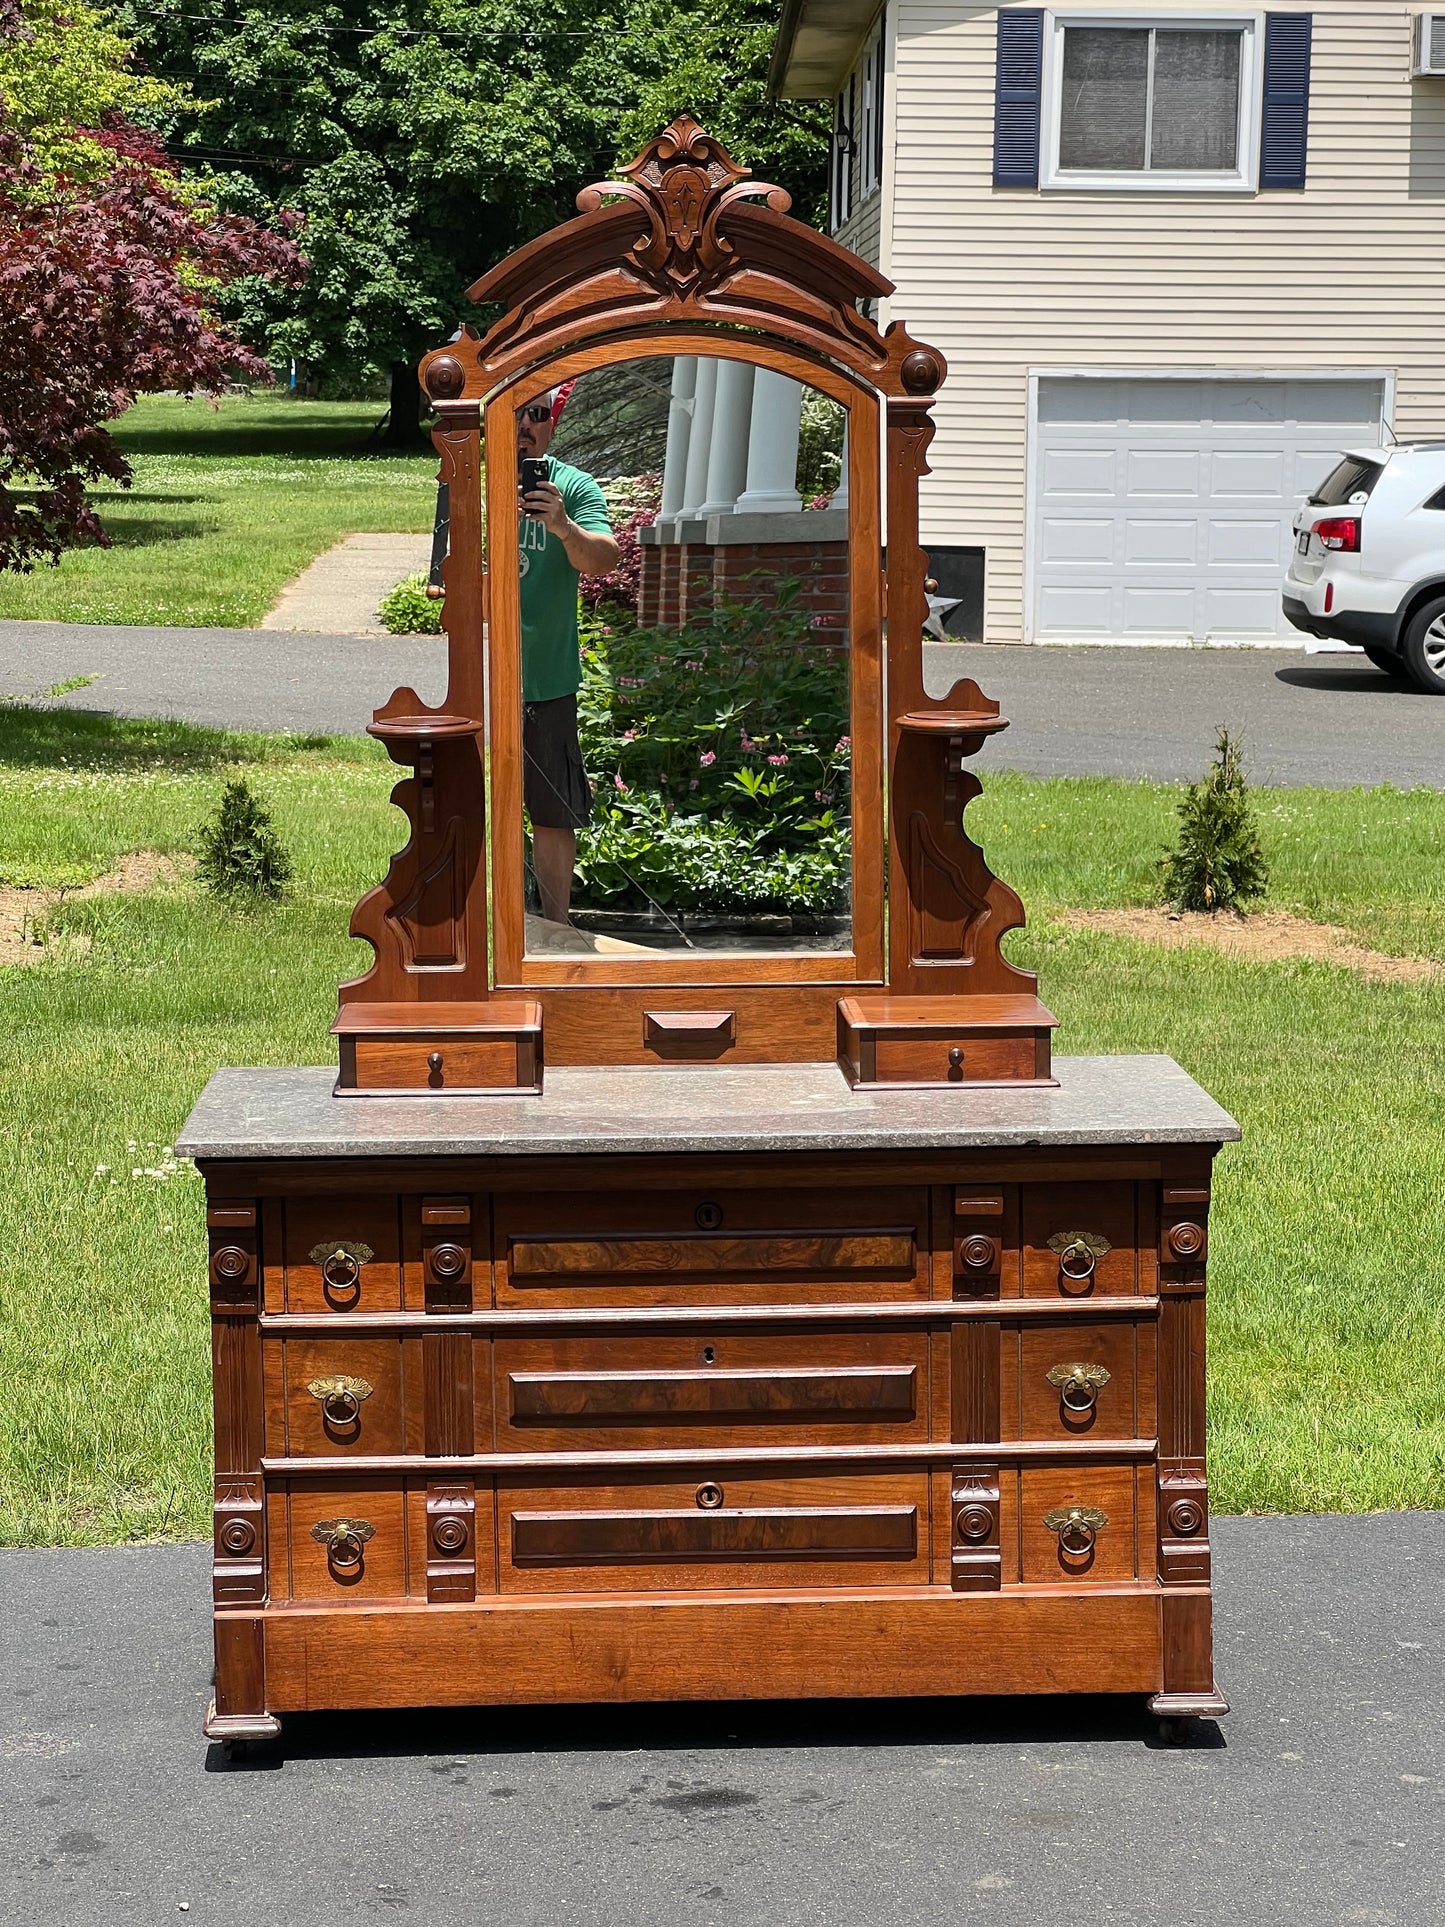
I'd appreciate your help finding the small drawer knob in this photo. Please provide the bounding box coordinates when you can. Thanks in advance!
[947,1046,965,1075]
[310,1516,375,1570]
[306,1374,373,1426]
[427,1051,444,1073]
[1043,1504,1108,1558]
[1045,1361,1111,1413]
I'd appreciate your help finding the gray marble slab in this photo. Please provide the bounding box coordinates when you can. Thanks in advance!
[175,1056,1239,1162]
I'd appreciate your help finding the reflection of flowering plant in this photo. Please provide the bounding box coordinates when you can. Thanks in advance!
[578,471,662,613]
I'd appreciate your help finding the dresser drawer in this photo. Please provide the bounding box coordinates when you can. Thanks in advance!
[499,1468,931,1592]
[262,1336,421,1459]
[1000,1320,1156,1442]
[279,1195,402,1313]
[1019,1183,1152,1298]
[1003,1464,1153,1585]
[493,1187,929,1308]
[492,1329,930,1452]
[267,1477,495,1601]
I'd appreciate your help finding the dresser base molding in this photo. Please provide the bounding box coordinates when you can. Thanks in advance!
[1147,1688,1231,1720]
[224,1586,1189,1714]
[202,1698,282,1744]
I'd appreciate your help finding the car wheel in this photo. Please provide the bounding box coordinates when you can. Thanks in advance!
[1402,598,1445,694]
[1361,644,1403,677]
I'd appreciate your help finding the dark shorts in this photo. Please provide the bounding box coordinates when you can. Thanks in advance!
[522,693,591,831]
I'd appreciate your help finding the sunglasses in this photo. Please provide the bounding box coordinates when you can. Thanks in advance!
[521,404,552,423]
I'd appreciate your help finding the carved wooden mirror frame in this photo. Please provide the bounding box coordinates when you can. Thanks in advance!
[333,115,1055,1094]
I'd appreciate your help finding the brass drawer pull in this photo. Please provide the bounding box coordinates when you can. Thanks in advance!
[306,1374,374,1426]
[695,1481,725,1510]
[1045,1361,1112,1413]
[309,1240,373,1293]
[1048,1230,1111,1282]
[1043,1505,1108,1557]
[310,1517,375,1570]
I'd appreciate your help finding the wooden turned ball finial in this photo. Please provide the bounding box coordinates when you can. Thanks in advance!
[900,349,943,395]
[425,355,466,400]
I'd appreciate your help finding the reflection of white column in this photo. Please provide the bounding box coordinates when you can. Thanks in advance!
[832,418,850,512]
[677,356,717,517]
[697,358,755,516]
[734,370,803,514]
[660,356,696,521]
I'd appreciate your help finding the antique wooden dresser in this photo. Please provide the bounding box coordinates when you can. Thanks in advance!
[179,120,1238,1748]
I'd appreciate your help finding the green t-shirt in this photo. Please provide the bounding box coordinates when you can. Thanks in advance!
[518,457,613,703]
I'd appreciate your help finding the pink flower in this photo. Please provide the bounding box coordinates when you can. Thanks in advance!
[622,729,637,741]
[699,750,716,767]
[614,774,628,793]
[689,778,699,790]
[835,737,851,752]
[767,753,788,766]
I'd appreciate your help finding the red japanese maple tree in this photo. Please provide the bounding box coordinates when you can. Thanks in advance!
[0,5,304,572]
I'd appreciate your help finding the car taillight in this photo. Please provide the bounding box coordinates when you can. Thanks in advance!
[1315,517,1361,553]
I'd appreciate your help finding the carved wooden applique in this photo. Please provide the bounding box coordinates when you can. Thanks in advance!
[334,112,1054,1091]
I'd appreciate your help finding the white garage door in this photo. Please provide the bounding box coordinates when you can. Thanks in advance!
[1031,375,1387,642]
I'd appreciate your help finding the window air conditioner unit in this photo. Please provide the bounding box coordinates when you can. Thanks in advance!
[1414,12,1445,76]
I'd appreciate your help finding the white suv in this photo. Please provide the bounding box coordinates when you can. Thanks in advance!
[1283,444,1445,693]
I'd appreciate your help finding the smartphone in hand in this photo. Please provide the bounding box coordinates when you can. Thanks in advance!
[520,456,551,507]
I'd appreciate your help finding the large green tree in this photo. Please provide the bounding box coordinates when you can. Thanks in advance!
[121,0,827,443]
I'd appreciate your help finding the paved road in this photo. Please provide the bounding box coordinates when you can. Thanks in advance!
[2,620,1443,785]
[2,1514,1439,1926]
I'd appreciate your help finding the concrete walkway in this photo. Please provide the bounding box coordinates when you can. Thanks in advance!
[259,532,433,636]
[1,1513,1439,1926]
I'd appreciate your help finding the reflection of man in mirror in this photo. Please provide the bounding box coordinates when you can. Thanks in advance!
[518,385,619,925]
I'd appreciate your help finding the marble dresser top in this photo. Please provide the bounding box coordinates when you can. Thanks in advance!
[176,1056,1240,1162]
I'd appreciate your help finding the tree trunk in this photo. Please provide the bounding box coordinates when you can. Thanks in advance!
[384,358,427,447]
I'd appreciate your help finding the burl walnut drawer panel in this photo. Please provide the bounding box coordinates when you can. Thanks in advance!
[1000,1464,1153,1585]
[999,1320,1157,1443]
[262,1335,423,1459]
[493,1187,930,1308]
[491,1329,930,1452]
[498,1468,931,1593]
[275,1195,402,1314]
[267,1478,496,1601]
[1019,1183,1156,1298]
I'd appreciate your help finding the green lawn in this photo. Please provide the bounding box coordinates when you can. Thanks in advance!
[0,395,436,628]
[1,714,1442,1543]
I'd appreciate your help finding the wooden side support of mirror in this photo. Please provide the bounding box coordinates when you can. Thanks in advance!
[333,113,1053,1092]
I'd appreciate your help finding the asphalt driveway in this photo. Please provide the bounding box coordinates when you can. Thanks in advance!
[2,620,1442,786]
[1,1513,1439,1926]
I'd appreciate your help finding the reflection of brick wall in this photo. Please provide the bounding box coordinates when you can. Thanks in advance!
[637,510,850,635]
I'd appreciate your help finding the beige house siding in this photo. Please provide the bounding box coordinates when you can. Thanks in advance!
[836,190,885,268]
[886,1,1445,642]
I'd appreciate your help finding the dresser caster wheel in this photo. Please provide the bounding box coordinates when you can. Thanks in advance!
[221,1738,247,1764]
[1157,1715,1196,1746]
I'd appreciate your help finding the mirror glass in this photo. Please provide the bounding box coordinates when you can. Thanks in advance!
[509,352,853,959]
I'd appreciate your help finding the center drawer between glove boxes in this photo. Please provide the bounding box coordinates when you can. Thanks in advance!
[498,1467,932,1592]
[493,1186,930,1308]
[492,1328,932,1452]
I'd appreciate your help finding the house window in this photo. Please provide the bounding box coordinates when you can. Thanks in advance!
[861,19,885,198]
[1043,12,1261,192]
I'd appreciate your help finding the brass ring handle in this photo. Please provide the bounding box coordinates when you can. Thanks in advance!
[310,1516,375,1570]
[322,1248,360,1291]
[1045,1362,1112,1413]
[306,1374,374,1426]
[1043,1505,1108,1557]
[1047,1230,1112,1282]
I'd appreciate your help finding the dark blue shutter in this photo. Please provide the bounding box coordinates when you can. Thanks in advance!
[993,8,1045,188]
[1261,13,1312,189]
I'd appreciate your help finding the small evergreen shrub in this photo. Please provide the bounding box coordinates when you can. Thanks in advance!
[378,572,442,635]
[1160,727,1268,913]
[196,780,293,902]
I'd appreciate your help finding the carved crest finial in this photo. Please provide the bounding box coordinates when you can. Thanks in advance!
[575,114,792,299]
